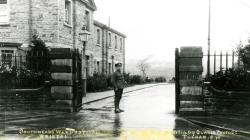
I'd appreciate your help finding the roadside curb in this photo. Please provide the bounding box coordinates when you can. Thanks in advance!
[83,83,167,104]
[187,118,250,137]
[0,113,67,122]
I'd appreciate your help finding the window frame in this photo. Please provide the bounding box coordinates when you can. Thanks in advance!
[115,36,117,50]
[120,38,123,52]
[85,10,90,31]
[108,33,111,49]
[97,61,100,73]
[64,0,73,26]
[1,49,14,68]
[0,0,10,25]
[97,29,101,45]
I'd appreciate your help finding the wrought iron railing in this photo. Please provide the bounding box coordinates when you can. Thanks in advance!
[205,51,241,76]
[0,53,50,89]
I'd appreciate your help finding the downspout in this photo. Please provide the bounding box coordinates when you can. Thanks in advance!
[101,27,105,74]
[105,27,109,75]
[72,0,76,49]
[28,0,32,44]
[57,0,60,47]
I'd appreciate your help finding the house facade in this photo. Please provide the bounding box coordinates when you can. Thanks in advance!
[0,0,126,75]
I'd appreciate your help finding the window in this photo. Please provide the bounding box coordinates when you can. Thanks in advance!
[85,11,90,31]
[0,0,9,24]
[1,50,13,68]
[65,0,72,25]
[86,55,90,76]
[108,33,111,48]
[108,63,111,75]
[97,61,100,73]
[111,56,114,73]
[97,29,100,45]
[120,38,123,51]
[115,36,117,50]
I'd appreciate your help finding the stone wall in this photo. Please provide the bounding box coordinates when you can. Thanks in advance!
[0,85,51,111]
[0,0,30,44]
[204,85,250,116]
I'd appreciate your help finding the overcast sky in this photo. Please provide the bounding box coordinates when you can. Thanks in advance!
[94,0,250,63]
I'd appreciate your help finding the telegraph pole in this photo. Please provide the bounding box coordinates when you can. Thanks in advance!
[108,16,111,27]
[207,0,211,77]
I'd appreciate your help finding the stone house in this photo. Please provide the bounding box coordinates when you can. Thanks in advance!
[0,0,126,75]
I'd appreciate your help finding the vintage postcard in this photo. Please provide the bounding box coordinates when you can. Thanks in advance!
[0,0,250,140]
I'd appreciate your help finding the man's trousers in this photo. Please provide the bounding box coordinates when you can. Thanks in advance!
[114,89,123,109]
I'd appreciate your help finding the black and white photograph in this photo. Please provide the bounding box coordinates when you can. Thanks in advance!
[1,0,250,139]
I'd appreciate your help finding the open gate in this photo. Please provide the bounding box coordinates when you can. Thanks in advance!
[72,49,83,111]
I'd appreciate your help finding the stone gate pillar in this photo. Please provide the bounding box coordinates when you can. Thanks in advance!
[178,47,204,116]
[50,48,75,112]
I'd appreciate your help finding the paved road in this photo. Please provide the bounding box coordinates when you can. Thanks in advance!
[0,84,249,140]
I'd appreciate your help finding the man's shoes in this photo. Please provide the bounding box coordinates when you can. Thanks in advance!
[114,109,121,113]
[118,108,124,112]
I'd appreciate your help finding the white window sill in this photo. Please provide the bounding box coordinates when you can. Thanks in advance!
[64,23,73,28]
[0,22,10,26]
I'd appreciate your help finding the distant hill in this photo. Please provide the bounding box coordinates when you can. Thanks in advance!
[126,60,175,80]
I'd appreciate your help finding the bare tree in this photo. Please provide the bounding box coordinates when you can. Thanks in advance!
[137,57,151,79]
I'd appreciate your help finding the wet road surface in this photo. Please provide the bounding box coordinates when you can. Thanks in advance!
[0,84,249,140]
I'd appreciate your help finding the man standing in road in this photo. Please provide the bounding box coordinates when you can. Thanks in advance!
[111,63,127,113]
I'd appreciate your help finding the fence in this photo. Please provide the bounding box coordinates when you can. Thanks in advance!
[205,50,241,77]
[0,53,50,89]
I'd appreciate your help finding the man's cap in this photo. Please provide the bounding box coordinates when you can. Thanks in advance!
[115,63,122,67]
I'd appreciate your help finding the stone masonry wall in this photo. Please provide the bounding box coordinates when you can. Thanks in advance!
[203,85,250,116]
[0,0,125,76]
[0,0,30,45]
[94,22,126,74]
[30,0,58,46]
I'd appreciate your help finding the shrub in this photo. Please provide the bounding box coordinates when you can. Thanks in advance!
[145,77,154,83]
[87,73,108,92]
[0,65,51,89]
[123,73,130,84]
[0,65,16,89]
[27,35,50,72]
[129,75,144,84]
[210,68,250,91]
[86,72,155,92]
[155,76,166,83]
[237,40,250,70]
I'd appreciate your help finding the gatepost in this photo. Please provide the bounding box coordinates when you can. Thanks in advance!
[176,47,205,116]
[50,48,82,112]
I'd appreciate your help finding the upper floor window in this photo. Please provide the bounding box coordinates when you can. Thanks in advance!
[108,33,111,48]
[120,38,123,52]
[0,0,9,25]
[97,29,100,45]
[85,11,90,31]
[65,0,72,25]
[115,36,117,50]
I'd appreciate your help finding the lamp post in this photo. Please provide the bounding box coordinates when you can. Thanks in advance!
[79,25,90,97]
[207,0,211,78]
